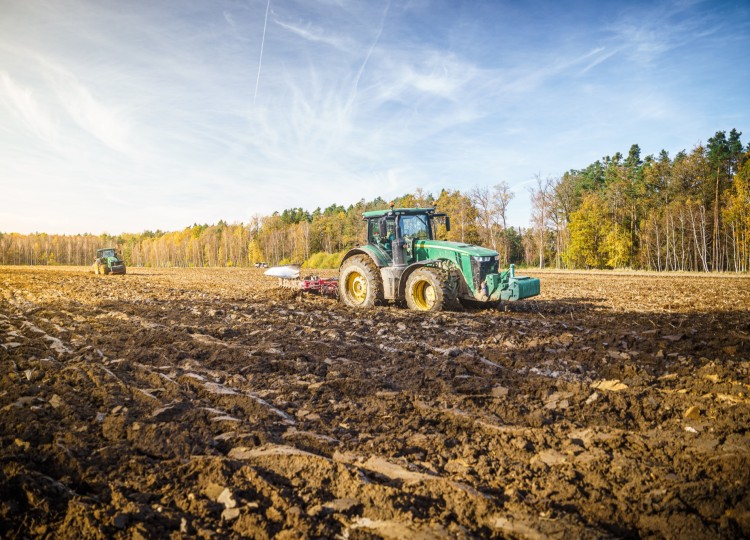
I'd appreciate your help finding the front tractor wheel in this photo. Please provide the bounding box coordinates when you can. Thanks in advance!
[339,255,384,308]
[405,267,457,312]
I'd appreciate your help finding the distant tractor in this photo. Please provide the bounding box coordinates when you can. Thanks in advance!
[93,248,126,275]
[339,207,540,311]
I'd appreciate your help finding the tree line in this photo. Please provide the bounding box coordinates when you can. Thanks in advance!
[2,129,748,272]
[0,186,530,269]
[531,129,749,272]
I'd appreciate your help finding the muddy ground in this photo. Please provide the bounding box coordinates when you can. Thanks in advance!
[1,266,749,539]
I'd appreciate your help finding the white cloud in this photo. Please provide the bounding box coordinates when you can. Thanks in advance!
[48,67,136,157]
[0,71,58,144]
[0,0,747,234]
[608,1,729,64]
[274,18,351,50]
[579,47,621,75]
[223,10,235,28]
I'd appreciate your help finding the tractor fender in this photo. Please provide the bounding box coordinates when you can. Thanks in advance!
[339,246,390,269]
[397,259,466,299]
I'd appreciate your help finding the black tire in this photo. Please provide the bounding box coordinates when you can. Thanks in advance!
[102,264,110,275]
[404,267,458,312]
[339,255,384,308]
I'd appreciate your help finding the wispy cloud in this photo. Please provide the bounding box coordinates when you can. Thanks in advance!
[49,66,136,156]
[346,0,391,112]
[0,71,58,144]
[223,10,235,28]
[579,47,621,75]
[389,50,477,101]
[608,0,729,64]
[0,0,748,234]
[274,18,351,50]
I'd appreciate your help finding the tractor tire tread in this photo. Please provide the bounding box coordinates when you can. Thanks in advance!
[339,255,384,308]
[405,266,459,312]
[439,267,462,311]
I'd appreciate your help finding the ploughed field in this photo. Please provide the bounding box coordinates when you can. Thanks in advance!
[1,266,749,539]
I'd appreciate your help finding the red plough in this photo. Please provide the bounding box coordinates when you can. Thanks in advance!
[264,266,338,297]
[298,275,339,297]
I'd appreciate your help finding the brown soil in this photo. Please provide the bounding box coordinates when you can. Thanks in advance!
[1,266,749,539]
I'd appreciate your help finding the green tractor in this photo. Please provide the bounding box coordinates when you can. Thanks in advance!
[93,248,126,275]
[339,207,540,311]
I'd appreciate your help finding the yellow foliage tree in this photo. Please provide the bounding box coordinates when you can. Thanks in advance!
[435,189,480,244]
[566,194,609,268]
[248,239,263,265]
[724,150,750,271]
[604,225,633,268]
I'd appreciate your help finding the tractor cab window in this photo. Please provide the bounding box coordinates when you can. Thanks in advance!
[399,215,431,241]
[100,249,115,258]
[369,218,397,253]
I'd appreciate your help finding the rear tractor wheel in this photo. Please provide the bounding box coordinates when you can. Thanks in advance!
[405,267,457,312]
[339,255,384,308]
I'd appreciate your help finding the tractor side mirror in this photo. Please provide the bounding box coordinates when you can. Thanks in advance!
[444,216,451,232]
[379,218,387,237]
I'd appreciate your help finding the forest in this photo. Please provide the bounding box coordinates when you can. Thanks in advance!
[2,129,749,272]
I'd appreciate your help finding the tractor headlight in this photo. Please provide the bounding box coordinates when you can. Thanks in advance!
[473,256,494,262]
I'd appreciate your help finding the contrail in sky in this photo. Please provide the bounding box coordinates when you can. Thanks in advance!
[346,0,391,113]
[254,0,271,105]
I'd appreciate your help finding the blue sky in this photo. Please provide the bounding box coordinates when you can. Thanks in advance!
[1,0,748,235]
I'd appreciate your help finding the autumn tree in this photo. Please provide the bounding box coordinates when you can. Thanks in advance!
[566,194,609,268]
[725,149,750,271]
[431,189,478,244]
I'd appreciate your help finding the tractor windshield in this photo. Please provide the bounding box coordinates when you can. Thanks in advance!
[99,249,116,258]
[399,215,431,241]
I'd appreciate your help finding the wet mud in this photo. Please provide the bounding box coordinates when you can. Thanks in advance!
[1,266,749,538]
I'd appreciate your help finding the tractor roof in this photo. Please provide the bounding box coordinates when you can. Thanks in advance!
[362,207,438,219]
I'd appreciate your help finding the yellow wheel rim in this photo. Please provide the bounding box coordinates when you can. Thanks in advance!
[346,271,368,304]
[412,279,436,310]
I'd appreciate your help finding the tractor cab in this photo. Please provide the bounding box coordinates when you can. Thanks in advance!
[97,248,117,259]
[365,207,449,266]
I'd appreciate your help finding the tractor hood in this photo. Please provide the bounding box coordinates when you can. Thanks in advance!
[413,240,498,258]
[412,240,539,302]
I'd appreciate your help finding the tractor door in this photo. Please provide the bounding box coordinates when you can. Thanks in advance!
[368,218,397,261]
